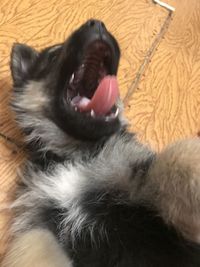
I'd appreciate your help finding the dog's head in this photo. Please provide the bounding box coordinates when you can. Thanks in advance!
[11,20,124,141]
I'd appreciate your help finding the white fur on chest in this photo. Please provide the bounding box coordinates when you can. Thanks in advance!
[34,164,86,208]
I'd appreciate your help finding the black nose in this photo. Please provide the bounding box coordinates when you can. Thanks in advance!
[87,19,106,34]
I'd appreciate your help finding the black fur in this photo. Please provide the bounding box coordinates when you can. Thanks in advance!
[40,189,200,267]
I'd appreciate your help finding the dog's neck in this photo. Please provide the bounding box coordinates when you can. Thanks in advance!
[23,115,128,170]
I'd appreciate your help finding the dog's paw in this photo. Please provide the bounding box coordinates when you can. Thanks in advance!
[148,138,200,243]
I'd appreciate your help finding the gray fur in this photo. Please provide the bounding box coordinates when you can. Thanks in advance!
[10,78,200,245]
[145,139,200,243]
[12,81,126,158]
[11,133,154,240]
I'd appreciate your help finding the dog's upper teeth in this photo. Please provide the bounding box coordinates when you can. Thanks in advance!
[91,109,95,118]
[74,106,78,112]
[70,73,75,84]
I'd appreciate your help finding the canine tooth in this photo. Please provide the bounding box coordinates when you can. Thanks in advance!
[105,116,110,122]
[114,108,119,117]
[91,109,95,117]
[70,73,75,83]
[74,106,78,111]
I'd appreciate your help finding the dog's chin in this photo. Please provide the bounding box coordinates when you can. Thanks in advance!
[52,98,121,141]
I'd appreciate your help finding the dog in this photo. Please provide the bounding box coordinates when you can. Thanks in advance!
[2,19,200,267]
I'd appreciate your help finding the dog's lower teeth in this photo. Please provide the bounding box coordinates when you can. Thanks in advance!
[105,108,119,121]
[105,116,110,122]
[70,73,75,84]
[91,109,96,117]
[114,108,119,117]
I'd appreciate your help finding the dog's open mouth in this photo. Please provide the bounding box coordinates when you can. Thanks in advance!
[66,40,119,121]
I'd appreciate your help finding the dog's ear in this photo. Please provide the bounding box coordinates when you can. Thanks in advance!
[11,43,38,85]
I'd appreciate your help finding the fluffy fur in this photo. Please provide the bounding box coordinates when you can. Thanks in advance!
[147,139,200,243]
[2,19,200,266]
[2,229,72,267]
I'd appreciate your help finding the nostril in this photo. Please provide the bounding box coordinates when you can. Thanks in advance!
[88,19,96,27]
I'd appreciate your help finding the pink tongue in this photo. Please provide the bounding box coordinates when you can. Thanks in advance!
[75,76,119,115]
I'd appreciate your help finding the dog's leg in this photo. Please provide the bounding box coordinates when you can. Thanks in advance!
[147,138,200,243]
[2,229,72,267]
